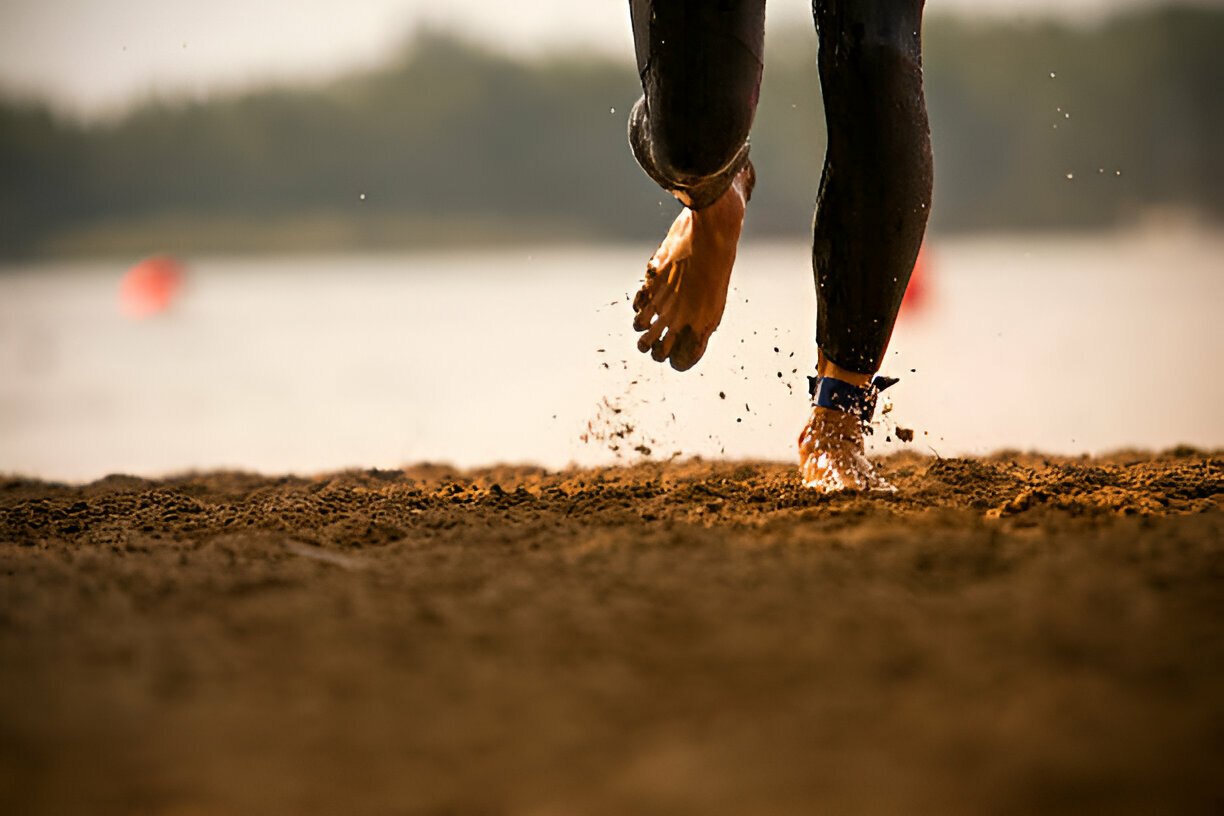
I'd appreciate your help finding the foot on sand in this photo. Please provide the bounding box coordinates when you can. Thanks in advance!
[798,406,895,493]
[632,162,754,371]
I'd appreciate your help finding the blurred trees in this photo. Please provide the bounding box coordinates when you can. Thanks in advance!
[0,6,1220,258]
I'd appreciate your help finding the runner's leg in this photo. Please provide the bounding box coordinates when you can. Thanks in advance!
[811,0,933,374]
[628,0,764,208]
[799,0,933,491]
[627,0,765,370]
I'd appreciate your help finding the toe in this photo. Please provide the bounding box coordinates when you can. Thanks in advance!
[632,305,656,332]
[650,328,677,362]
[632,285,651,312]
[636,316,667,353]
[667,325,708,371]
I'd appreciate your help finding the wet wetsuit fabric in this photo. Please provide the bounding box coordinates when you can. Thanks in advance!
[627,0,933,374]
[628,0,764,209]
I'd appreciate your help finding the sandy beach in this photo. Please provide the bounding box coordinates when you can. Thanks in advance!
[2,450,1221,814]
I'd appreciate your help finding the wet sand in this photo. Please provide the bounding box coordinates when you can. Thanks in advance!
[2,451,1222,815]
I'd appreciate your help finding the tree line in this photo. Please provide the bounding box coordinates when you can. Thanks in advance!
[0,6,1220,258]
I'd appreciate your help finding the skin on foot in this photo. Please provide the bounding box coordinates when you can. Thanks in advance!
[631,163,754,371]
[797,406,895,493]
[798,353,894,493]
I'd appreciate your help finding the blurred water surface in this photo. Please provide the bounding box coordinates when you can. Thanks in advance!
[1,231,1221,481]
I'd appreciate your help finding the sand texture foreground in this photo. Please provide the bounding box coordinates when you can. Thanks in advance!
[1,452,1222,815]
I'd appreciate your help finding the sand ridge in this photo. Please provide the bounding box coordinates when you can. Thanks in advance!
[1,450,1222,814]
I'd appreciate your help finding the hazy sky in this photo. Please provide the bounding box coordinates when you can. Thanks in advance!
[0,0,1193,116]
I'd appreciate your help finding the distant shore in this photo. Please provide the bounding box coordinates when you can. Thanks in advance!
[0,212,1216,265]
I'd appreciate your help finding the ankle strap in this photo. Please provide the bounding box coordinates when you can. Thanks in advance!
[807,375,899,422]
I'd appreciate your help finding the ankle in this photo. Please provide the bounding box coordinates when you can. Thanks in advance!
[816,355,873,387]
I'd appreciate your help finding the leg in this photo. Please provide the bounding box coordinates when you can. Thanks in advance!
[627,0,765,371]
[813,0,932,373]
[800,0,934,490]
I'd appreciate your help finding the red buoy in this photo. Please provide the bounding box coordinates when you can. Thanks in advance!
[899,244,931,320]
[120,255,184,318]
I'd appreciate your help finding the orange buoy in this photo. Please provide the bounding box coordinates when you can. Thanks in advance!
[120,255,184,318]
[899,244,931,320]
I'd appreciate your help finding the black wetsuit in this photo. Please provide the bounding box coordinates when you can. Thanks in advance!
[628,0,933,375]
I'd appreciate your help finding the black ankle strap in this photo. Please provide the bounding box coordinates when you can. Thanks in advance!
[807,375,899,423]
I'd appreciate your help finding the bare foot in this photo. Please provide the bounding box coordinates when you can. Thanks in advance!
[797,406,895,493]
[631,163,754,371]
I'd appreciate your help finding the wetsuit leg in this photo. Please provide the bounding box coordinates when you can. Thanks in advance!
[811,0,933,374]
[628,0,766,210]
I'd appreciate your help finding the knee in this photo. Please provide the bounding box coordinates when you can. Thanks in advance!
[631,50,757,183]
[649,100,752,184]
[652,134,739,185]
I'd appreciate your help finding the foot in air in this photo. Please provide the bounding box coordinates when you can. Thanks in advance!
[631,163,754,371]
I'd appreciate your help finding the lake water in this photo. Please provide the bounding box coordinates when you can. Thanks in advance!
[2,231,1221,482]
